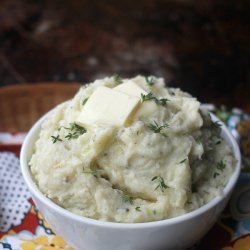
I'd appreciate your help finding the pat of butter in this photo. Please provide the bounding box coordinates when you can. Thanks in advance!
[114,81,157,117]
[114,80,147,96]
[76,86,140,127]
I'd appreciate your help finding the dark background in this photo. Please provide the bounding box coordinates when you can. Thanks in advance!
[0,0,249,111]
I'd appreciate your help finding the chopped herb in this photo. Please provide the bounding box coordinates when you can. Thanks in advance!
[148,121,169,137]
[151,176,169,192]
[82,97,89,105]
[195,136,203,144]
[153,210,156,215]
[179,158,187,164]
[213,172,220,178]
[123,194,134,204]
[51,135,62,143]
[53,123,86,142]
[141,92,155,102]
[135,206,141,211]
[158,98,169,106]
[64,122,87,140]
[65,132,79,140]
[112,74,122,84]
[215,140,221,145]
[145,76,155,86]
[141,92,169,107]
[212,121,222,128]
[216,160,226,171]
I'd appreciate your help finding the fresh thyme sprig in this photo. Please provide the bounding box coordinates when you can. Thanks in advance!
[64,122,87,140]
[145,76,155,86]
[151,176,169,192]
[123,194,134,204]
[141,92,155,102]
[148,121,169,137]
[140,92,169,107]
[51,135,62,143]
[53,122,87,142]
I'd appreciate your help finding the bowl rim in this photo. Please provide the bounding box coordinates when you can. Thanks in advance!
[20,108,241,229]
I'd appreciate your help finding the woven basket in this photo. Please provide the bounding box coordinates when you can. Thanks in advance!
[0,83,80,132]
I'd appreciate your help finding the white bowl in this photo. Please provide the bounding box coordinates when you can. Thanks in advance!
[20,111,241,250]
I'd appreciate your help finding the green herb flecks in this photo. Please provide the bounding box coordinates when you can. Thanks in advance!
[123,194,134,204]
[195,136,203,144]
[141,92,169,107]
[151,176,169,192]
[51,135,62,143]
[212,120,222,128]
[82,97,88,105]
[64,122,87,140]
[141,92,155,102]
[213,160,226,178]
[213,172,220,178]
[135,206,141,211]
[215,140,221,145]
[112,74,122,84]
[158,98,169,106]
[179,158,187,164]
[148,121,169,137]
[145,76,155,86]
[216,160,226,171]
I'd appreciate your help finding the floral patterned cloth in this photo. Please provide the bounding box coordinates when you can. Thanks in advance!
[0,106,250,250]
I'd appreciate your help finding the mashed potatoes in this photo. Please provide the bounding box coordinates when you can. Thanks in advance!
[30,76,235,223]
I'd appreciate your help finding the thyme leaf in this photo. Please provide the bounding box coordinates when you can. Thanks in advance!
[213,172,220,178]
[151,176,169,192]
[51,135,62,143]
[212,121,222,128]
[123,194,134,204]
[141,92,155,102]
[64,122,87,140]
[216,160,226,171]
[148,121,169,137]
[145,76,155,86]
[179,158,187,164]
[82,97,89,105]
[141,92,169,107]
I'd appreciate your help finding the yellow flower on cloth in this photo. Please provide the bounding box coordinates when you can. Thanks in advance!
[21,235,74,250]
[222,235,250,250]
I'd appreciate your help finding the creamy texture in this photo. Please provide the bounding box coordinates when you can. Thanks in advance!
[30,76,235,223]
